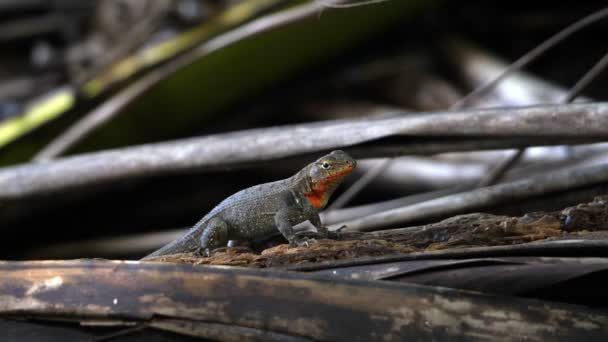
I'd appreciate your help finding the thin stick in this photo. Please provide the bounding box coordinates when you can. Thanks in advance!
[2,102,608,201]
[480,49,608,186]
[334,162,608,232]
[329,7,608,208]
[327,159,394,210]
[452,7,608,109]
[322,186,466,225]
[477,149,525,187]
[318,0,392,9]
[92,325,147,342]
[561,49,608,103]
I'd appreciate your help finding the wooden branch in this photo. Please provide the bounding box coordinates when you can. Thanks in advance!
[349,147,608,191]
[288,239,608,272]
[321,187,465,225]
[292,194,608,271]
[335,162,608,231]
[2,102,608,200]
[450,7,608,109]
[448,39,594,107]
[143,195,608,269]
[473,42,608,187]
[1,260,607,341]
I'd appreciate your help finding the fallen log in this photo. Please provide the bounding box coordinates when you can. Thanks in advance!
[1,260,607,341]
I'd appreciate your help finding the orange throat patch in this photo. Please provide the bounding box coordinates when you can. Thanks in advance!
[304,167,352,209]
[304,191,326,209]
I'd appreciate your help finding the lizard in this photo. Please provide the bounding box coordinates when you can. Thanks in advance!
[143,150,356,258]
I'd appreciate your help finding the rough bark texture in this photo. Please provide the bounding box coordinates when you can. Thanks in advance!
[2,102,608,201]
[146,195,608,268]
[1,260,607,341]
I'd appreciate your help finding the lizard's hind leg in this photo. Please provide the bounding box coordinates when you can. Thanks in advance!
[199,217,229,256]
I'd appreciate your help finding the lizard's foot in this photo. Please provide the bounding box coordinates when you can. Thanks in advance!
[295,238,316,248]
[290,234,317,248]
[196,247,212,257]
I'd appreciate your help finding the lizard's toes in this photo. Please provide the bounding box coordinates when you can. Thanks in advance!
[196,248,211,257]
[299,238,316,247]
[289,236,317,248]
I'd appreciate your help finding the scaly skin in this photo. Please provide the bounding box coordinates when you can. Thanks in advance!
[144,150,356,258]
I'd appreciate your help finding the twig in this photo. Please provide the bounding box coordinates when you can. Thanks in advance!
[479,49,608,186]
[33,68,168,161]
[451,7,608,109]
[330,7,608,208]
[318,0,393,9]
[448,38,593,106]
[346,137,599,157]
[333,162,608,232]
[327,158,394,210]
[331,156,483,192]
[561,49,608,103]
[354,145,608,190]
[322,187,466,225]
[91,325,147,342]
[477,149,525,187]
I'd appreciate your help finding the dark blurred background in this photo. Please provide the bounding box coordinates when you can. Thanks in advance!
[0,0,607,259]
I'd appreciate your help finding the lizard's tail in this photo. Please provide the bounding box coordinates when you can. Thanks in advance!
[141,229,200,260]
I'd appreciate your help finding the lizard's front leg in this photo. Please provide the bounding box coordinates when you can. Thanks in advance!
[275,207,313,247]
[298,213,340,240]
[199,217,230,256]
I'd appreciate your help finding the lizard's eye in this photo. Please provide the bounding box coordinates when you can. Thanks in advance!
[321,162,331,169]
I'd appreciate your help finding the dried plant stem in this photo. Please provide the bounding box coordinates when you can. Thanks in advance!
[335,162,608,232]
[3,102,608,200]
[480,49,608,186]
[331,7,608,208]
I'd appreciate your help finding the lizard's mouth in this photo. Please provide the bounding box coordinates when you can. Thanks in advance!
[318,163,355,187]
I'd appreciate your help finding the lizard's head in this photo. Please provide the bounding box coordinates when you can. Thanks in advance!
[304,150,356,209]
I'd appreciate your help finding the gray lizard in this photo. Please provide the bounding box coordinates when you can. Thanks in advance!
[144,150,356,258]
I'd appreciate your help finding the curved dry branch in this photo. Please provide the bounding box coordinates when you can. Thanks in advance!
[335,162,608,232]
[1,102,608,200]
[478,47,608,187]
